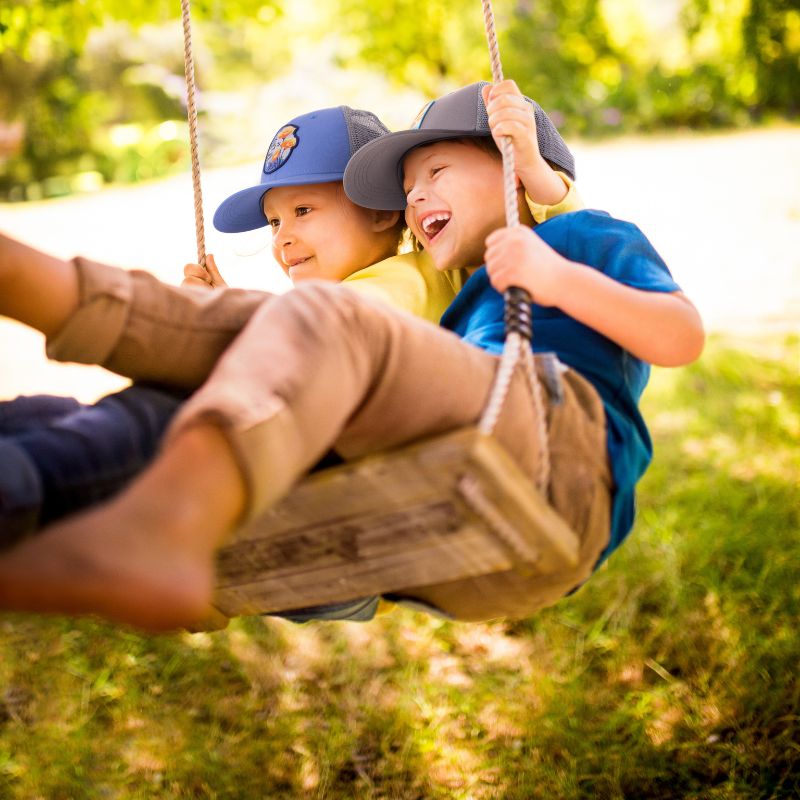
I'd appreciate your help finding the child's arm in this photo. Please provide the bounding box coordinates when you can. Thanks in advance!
[482,80,569,208]
[484,225,705,367]
[183,254,229,289]
[525,172,581,223]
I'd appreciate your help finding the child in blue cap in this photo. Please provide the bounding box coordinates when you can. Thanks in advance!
[190,104,459,321]
[0,83,588,629]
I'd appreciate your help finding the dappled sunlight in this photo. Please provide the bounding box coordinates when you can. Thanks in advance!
[617,660,645,686]
[476,701,526,741]
[451,621,536,667]
[703,591,739,649]
[700,702,723,731]
[681,431,740,463]
[426,651,473,688]
[645,701,683,747]
[181,630,214,650]
[121,742,168,779]
[337,617,395,669]
[222,618,331,698]
[649,407,700,436]
[426,743,496,796]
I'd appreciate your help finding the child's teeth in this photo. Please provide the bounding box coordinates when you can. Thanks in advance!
[423,213,450,236]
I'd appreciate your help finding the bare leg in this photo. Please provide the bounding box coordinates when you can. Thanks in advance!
[0,423,245,631]
[0,232,80,337]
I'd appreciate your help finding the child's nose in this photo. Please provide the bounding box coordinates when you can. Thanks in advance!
[406,184,426,206]
[275,221,295,247]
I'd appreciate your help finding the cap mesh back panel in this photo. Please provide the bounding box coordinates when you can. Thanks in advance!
[476,81,490,130]
[343,107,391,155]
[473,84,574,178]
[534,106,575,179]
[476,103,490,131]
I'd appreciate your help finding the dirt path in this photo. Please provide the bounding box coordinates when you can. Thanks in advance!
[1,126,798,401]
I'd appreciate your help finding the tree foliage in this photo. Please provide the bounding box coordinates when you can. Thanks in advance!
[0,0,282,198]
[328,0,799,132]
[1,0,797,199]
[0,0,279,57]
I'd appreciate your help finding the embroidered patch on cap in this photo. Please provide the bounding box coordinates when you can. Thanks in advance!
[263,125,299,174]
[410,101,434,130]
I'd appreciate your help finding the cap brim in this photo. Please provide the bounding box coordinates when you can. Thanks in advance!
[213,171,346,233]
[343,128,488,210]
[213,185,271,233]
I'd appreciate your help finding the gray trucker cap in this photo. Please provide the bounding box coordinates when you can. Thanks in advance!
[343,81,575,210]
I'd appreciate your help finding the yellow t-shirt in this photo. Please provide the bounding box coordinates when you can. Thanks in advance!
[342,251,463,324]
[342,172,583,324]
[526,171,582,224]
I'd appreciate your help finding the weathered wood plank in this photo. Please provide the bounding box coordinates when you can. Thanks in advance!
[213,427,579,617]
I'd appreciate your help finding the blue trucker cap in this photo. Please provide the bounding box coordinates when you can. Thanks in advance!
[343,82,575,211]
[213,106,391,233]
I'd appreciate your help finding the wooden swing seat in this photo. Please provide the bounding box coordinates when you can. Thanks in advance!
[212,427,579,618]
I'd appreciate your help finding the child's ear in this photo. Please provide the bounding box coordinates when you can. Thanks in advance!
[370,210,401,232]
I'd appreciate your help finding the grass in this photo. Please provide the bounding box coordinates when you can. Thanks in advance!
[0,334,798,799]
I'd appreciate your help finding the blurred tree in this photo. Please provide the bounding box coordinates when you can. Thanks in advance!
[327,0,627,131]
[326,0,488,94]
[501,0,619,134]
[0,0,280,57]
[2,0,797,200]
[327,0,799,132]
[743,0,800,115]
[0,0,283,199]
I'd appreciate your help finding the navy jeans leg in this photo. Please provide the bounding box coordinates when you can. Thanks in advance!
[0,385,187,548]
[0,395,83,434]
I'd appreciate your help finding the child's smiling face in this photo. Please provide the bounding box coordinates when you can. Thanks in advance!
[402,140,506,271]
[264,182,396,283]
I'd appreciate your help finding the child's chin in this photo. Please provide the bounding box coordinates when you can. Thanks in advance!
[429,250,459,272]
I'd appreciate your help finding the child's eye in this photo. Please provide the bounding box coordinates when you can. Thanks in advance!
[267,218,280,229]
[430,166,445,178]
[295,206,311,217]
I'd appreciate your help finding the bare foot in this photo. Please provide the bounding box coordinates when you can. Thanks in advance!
[0,502,213,630]
[0,423,245,631]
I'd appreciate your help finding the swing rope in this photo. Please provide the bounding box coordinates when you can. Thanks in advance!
[180,0,206,268]
[178,0,551,494]
[475,0,551,493]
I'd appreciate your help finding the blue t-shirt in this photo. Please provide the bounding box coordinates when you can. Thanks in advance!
[440,209,681,562]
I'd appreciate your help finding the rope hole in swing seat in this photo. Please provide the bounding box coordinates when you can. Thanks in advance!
[212,426,580,618]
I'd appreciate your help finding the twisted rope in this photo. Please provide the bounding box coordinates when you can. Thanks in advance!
[481,0,519,229]
[458,474,540,566]
[477,0,551,492]
[180,0,206,267]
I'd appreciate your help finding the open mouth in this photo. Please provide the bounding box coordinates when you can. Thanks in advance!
[420,212,451,243]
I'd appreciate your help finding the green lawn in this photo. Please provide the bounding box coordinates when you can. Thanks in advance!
[0,335,798,799]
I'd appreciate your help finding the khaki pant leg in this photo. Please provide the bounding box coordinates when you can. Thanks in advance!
[164,280,525,521]
[46,256,272,388]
